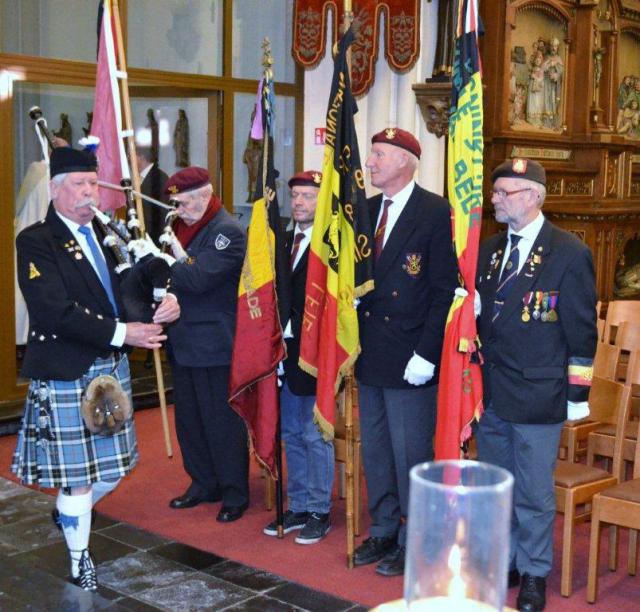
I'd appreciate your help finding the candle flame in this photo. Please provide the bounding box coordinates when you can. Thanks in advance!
[447,544,467,599]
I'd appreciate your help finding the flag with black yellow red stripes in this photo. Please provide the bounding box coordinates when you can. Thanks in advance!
[299,27,374,439]
[435,0,485,459]
[229,68,289,477]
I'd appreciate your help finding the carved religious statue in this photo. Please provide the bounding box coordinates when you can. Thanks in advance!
[146,108,159,164]
[173,109,190,168]
[242,108,263,202]
[54,113,72,145]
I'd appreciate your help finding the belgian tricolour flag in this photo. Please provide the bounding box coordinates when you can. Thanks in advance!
[299,28,374,438]
[229,72,290,476]
[434,0,485,459]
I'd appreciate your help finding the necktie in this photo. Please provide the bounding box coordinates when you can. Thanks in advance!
[374,199,393,261]
[78,225,119,317]
[290,232,305,269]
[492,234,522,322]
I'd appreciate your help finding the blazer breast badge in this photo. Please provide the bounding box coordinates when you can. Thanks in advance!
[402,253,422,276]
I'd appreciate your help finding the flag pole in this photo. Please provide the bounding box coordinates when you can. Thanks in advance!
[259,38,285,538]
[341,0,357,570]
[110,0,173,458]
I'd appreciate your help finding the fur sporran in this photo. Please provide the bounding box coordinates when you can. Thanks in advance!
[80,375,132,436]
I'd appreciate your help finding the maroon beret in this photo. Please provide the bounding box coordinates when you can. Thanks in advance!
[164,166,211,196]
[371,127,421,159]
[288,170,322,189]
[491,158,546,187]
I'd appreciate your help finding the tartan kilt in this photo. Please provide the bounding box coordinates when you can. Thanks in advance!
[11,354,139,488]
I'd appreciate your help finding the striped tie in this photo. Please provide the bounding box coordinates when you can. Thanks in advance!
[290,232,304,269]
[492,234,522,322]
[374,199,393,261]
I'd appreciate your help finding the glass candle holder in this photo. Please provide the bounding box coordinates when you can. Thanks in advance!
[404,460,514,611]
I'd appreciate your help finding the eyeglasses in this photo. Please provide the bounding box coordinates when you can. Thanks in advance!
[490,188,532,199]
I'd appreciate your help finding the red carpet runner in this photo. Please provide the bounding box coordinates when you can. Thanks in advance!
[1,406,638,609]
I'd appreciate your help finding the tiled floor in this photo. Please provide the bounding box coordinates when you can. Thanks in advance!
[0,477,366,611]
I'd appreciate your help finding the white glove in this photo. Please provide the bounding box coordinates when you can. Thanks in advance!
[276,361,285,388]
[567,400,590,421]
[127,233,160,262]
[403,352,435,386]
[474,289,481,317]
[283,320,293,339]
[167,233,188,262]
[454,287,481,317]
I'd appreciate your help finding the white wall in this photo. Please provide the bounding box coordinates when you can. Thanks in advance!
[302,2,444,196]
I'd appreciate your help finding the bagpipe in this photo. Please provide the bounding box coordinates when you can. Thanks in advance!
[29,106,177,323]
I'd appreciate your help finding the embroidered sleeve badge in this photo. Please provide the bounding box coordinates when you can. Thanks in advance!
[29,262,41,279]
[215,234,231,250]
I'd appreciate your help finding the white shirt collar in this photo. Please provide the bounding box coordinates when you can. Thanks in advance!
[382,179,415,209]
[509,211,545,244]
[139,162,154,181]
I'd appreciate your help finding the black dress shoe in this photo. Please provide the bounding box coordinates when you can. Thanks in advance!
[216,502,248,523]
[516,574,546,611]
[353,535,397,566]
[169,490,221,509]
[376,545,405,576]
[508,569,521,589]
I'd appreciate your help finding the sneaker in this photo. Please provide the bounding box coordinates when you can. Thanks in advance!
[263,510,309,536]
[72,548,98,591]
[295,512,331,544]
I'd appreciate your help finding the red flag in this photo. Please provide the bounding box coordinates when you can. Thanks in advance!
[92,0,127,211]
[435,0,484,459]
[229,72,289,476]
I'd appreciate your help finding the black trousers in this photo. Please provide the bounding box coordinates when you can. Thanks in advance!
[171,361,249,507]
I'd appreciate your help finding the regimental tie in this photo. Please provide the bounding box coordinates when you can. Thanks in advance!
[290,231,304,270]
[374,199,393,262]
[492,234,522,322]
[78,225,119,317]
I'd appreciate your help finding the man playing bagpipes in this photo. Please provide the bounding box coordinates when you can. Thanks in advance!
[11,146,180,591]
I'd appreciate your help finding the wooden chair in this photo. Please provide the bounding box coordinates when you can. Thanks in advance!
[614,321,640,382]
[557,342,619,463]
[553,377,632,597]
[586,416,640,603]
[587,350,640,473]
[602,300,640,344]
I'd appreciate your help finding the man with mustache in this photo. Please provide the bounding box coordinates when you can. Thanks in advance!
[11,146,180,591]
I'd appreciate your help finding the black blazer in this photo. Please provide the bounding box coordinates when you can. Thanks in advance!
[140,164,169,243]
[283,229,317,396]
[355,184,458,388]
[167,206,246,368]
[476,219,597,424]
[16,204,127,380]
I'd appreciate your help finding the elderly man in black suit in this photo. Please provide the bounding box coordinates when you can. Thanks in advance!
[476,159,596,612]
[136,146,168,243]
[162,167,250,523]
[262,170,335,544]
[11,146,180,591]
[353,128,458,576]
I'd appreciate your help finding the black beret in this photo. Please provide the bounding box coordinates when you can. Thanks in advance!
[164,166,211,196]
[50,147,98,177]
[491,158,546,187]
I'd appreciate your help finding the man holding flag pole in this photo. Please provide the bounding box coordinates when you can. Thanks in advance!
[229,39,290,531]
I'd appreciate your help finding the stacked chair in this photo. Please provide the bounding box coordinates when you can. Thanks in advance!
[554,299,640,601]
[553,377,632,597]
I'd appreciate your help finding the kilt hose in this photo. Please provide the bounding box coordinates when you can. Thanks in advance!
[11,355,138,488]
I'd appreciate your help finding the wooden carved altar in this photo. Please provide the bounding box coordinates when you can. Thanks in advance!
[417,0,640,301]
